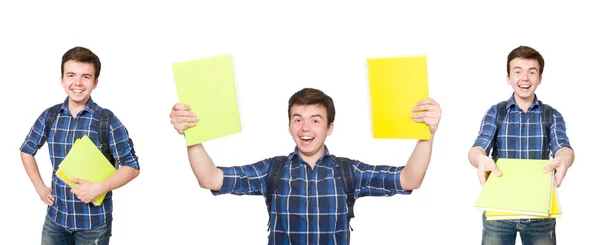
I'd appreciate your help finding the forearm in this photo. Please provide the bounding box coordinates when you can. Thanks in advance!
[187,144,223,191]
[400,134,434,190]
[555,147,575,168]
[468,146,487,168]
[100,166,140,192]
[20,152,47,190]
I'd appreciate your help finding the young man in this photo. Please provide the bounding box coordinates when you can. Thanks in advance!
[468,46,575,245]
[170,87,441,244]
[20,46,140,245]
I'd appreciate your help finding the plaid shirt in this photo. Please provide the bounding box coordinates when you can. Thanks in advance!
[20,97,140,231]
[212,147,411,245]
[473,94,572,159]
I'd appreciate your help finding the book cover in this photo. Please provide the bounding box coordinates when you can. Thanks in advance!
[366,54,430,140]
[474,158,553,216]
[172,54,242,146]
[485,183,561,220]
[55,135,116,206]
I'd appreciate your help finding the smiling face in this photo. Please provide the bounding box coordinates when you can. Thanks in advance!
[507,57,542,104]
[61,60,98,108]
[288,104,333,161]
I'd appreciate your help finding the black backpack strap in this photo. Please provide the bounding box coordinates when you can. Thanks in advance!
[491,101,507,162]
[44,104,62,140]
[541,102,555,159]
[98,108,117,168]
[336,157,355,230]
[265,156,287,231]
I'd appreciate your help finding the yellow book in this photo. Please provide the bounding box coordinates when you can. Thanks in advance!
[55,135,117,206]
[474,158,553,216]
[486,184,561,220]
[366,54,430,140]
[172,54,242,146]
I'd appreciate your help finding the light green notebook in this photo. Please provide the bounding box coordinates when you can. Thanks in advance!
[55,135,116,206]
[172,54,242,146]
[474,158,554,216]
[485,183,561,220]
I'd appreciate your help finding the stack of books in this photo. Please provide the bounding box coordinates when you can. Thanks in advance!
[474,158,562,220]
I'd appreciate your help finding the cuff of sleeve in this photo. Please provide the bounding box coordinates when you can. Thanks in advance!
[210,166,233,196]
[396,166,413,195]
[20,142,37,156]
[472,140,491,155]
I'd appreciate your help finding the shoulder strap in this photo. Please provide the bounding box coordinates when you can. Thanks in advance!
[98,109,117,168]
[44,104,62,140]
[491,101,507,162]
[336,157,355,229]
[541,103,553,137]
[265,156,287,231]
[541,102,555,158]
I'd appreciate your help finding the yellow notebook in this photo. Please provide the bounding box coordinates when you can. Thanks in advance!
[474,158,553,216]
[366,54,430,140]
[172,54,242,146]
[486,184,561,220]
[55,135,117,206]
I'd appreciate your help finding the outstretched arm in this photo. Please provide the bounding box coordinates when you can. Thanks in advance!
[171,103,223,191]
[400,98,441,190]
[543,147,574,187]
[468,146,501,186]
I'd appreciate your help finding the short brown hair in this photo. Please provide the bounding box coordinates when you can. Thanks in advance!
[61,46,101,79]
[507,46,545,75]
[288,88,335,125]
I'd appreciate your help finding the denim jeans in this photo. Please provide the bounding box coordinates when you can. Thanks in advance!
[481,212,556,245]
[41,215,112,245]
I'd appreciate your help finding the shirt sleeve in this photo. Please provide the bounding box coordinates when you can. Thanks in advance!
[472,105,498,155]
[211,159,271,196]
[108,115,140,170]
[353,160,412,198]
[20,108,51,156]
[548,109,572,155]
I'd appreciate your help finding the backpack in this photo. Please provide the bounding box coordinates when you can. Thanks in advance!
[265,156,355,231]
[44,104,118,168]
[490,101,555,162]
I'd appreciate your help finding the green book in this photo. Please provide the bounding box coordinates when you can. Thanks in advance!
[474,158,554,216]
[172,54,242,146]
[55,135,117,206]
[485,183,562,220]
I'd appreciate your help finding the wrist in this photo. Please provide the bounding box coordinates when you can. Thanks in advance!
[99,181,111,193]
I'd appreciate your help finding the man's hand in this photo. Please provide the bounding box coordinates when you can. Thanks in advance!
[411,98,442,134]
[170,103,198,134]
[543,156,570,187]
[70,178,107,204]
[36,186,54,206]
[477,155,502,186]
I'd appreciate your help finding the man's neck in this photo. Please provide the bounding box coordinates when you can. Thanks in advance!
[68,100,88,118]
[514,95,535,113]
[299,151,326,169]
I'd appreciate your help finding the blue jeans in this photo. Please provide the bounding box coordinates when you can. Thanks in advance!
[41,215,112,245]
[481,212,556,245]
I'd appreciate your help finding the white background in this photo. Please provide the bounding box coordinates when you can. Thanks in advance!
[1,1,597,244]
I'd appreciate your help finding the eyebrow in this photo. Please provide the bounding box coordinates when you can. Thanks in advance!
[512,67,538,71]
[65,72,93,77]
[292,114,323,119]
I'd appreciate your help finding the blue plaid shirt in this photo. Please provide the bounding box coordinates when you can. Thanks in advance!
[20,97,140,231]
[212,146,411,245]
[473,94,572,159]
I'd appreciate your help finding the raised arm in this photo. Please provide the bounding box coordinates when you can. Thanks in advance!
[400,98,441,190]
[171,103,223,191]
